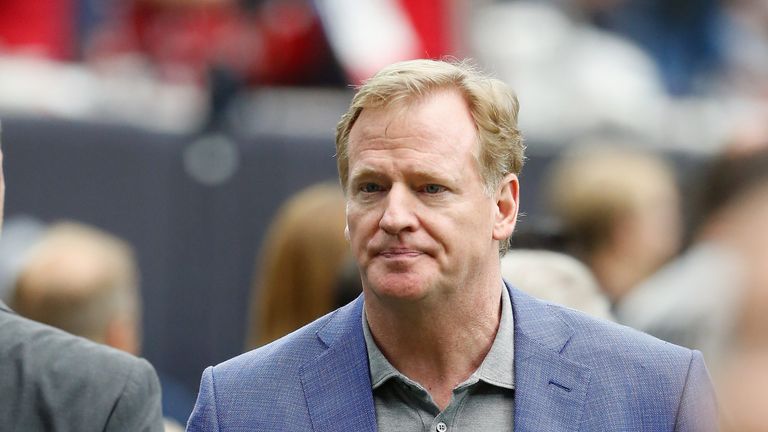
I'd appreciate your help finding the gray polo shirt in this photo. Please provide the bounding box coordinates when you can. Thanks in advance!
[362,284,515,432]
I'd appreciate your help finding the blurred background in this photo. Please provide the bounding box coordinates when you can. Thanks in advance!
[1,0,767,429]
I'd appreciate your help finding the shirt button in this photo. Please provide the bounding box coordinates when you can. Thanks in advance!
[436,422,447,432]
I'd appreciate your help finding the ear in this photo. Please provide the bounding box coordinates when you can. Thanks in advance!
[492,173,519,241]
[344,225,351,242]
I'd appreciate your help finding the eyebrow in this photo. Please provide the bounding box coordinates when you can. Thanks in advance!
[348,167,386,182]
[348,166,456,185]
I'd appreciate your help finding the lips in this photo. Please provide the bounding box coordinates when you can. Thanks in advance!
[379,248,424,258]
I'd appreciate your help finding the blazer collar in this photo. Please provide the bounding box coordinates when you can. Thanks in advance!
[300,295,377,432]
[299,285,592,432]
[509,282,591,431]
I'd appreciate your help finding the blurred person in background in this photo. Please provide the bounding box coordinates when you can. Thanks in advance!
[10,220,192,431]
[0,145,163,431]
[12,222,142,354]
[718,347,768,431]
[718,198,768,428]
[546,143,683,306]
[617,146,768,375]
[246,182,360,349]
[500,249,614,321]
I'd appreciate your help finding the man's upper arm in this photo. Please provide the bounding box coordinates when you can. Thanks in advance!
[675,350,718,432]
[106,357,164,432]
[186,366,221,432]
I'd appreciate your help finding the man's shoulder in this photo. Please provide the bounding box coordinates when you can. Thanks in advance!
[0,307,151,374]
[0,308,162,429]
[511,290,717,429]
[540,299,698,373]
[188,300,369,431]
[560,302,689,349]
[219,320,324,373]
[212,302,357,385]
[511,287,696,367]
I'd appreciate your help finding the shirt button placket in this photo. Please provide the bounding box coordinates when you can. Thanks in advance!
[436,422,447,432]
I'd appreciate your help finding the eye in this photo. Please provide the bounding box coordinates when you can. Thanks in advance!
[360,182,383,193]
[422,184,447,194]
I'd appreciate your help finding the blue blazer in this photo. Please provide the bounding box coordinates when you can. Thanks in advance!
[187,284,716,431]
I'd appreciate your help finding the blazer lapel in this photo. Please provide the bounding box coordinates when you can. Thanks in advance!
[509,285,591,432]
[298,286,592,431]
[300,296,377,432]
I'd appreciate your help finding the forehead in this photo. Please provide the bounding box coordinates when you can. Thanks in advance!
[347,90,478,160]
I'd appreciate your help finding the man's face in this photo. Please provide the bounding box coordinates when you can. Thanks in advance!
[345,89,518,305]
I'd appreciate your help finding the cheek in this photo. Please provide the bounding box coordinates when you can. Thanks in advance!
[346,208,377,248]
[459,203,495,235]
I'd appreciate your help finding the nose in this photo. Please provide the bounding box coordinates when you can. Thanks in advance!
[379,185,418,235]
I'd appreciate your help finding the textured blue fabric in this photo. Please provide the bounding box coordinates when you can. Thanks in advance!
[187,283,717,431]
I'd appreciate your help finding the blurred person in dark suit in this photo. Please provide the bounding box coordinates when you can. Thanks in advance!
[0,144,164,431]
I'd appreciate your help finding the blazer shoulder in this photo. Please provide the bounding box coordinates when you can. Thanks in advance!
[554,303,692,359]
[212,307,341,382]
[551,303,717,429]
[190,299,367,431]
[0,310,163,430]
[188,308,342,430]
[543,302,703,392]
[207,296,366,404]
[1,308,152,373]
[510,287,693,365]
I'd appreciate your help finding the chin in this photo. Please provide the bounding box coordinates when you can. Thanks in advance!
[364,271,433,302]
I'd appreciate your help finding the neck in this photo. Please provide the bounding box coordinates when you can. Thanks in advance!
[364,277,503,410]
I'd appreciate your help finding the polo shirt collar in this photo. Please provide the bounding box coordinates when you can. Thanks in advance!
[362,281,515,390]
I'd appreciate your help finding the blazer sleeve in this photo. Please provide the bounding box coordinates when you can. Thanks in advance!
[186,366,221,432]
[674,350,718,432]
[105,357,165,432]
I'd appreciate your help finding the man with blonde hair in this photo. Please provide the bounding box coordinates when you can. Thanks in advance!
[188,59,716,431]
[12,221,141,354]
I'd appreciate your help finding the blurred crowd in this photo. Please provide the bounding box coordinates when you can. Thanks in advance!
[0,0,765,145]
[542,143,768,432]
[2,0,768,430]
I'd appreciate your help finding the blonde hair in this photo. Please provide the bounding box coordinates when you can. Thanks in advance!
[547,145,677,257]
[335,58,525,195]
[12,222,140,343]
[247,183,353,348]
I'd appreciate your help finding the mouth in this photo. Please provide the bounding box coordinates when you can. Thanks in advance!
[378,248,424,259]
